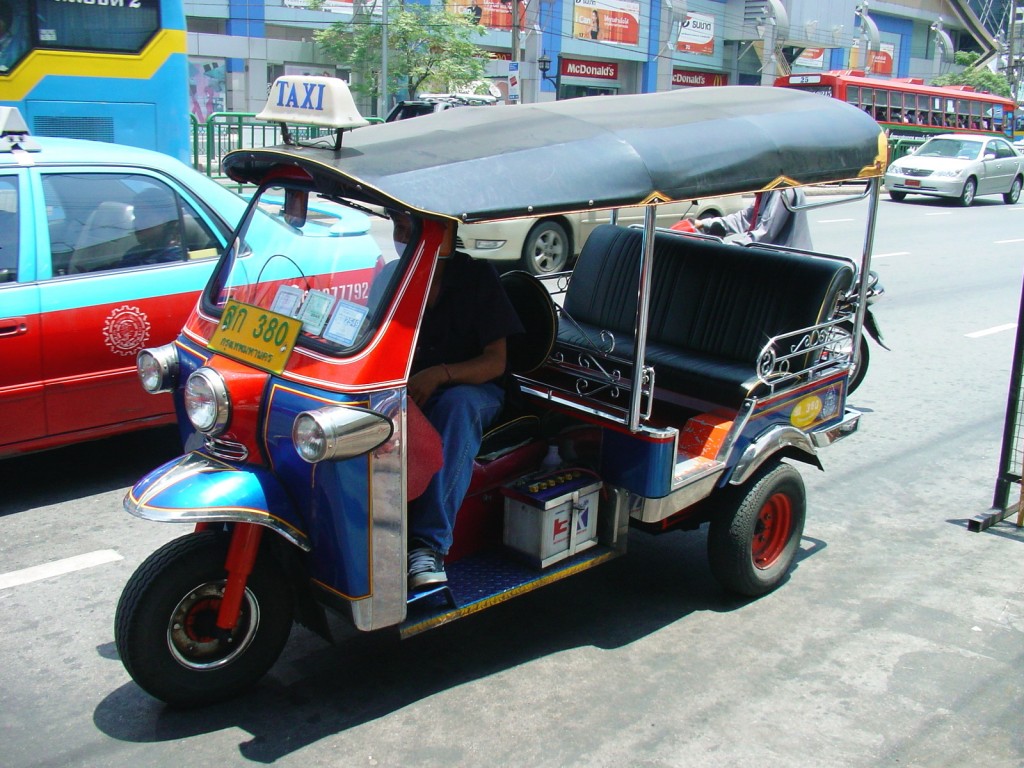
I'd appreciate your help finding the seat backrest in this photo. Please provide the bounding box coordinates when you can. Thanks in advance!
[564,224,854,364]
[68,202,136,274]
[501,270,557,374]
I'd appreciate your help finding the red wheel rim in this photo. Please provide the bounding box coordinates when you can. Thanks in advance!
[752,492,793,568]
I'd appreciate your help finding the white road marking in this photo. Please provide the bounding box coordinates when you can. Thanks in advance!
[817,218,854,223]
[874,251,909,258]
[966,324,1017,339]
[995,238,1024,244]
[0,550,123,590]
[925,212,953,216]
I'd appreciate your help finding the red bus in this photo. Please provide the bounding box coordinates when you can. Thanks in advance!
[774,70,1015,140]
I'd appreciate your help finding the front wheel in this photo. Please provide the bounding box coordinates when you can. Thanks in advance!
[888,190,906,202]
[958,177,977,207]
[520,220,570,275]
[1004,176,1022,205]
[115,530,293,707]
[708,462,806,597]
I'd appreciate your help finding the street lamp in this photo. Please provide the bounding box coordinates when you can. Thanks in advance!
[538,53,558,96]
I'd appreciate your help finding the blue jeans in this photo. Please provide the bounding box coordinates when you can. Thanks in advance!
[410,382,504,555]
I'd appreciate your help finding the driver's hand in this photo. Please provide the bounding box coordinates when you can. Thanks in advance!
[408,366,447,408]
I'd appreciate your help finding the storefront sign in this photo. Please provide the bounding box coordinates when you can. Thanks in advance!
[672,69,727,88]
[676,11,714,55]
[560,58,619,81]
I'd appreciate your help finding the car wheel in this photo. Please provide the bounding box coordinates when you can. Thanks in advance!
[888,190,906,202]
[958,177,977,207]
[708,461,806,597]
[520,220,570,275]
[1004,177,1022,205]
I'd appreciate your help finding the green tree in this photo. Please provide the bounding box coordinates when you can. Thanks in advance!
[933,51,1012,99]
[315,2,487,108]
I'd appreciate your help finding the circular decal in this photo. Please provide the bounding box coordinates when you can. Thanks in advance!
[103,305,151,356]
[790,395,823,429]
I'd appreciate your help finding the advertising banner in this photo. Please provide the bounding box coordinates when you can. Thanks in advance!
[507,61,520,102]
[676,11,714,55]
[849,40,895,76]
[572,0,640,46]
[794,47,826,69]
[447,0,526,31]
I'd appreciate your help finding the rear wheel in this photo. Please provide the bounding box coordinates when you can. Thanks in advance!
[115,530,293,707]
[708,462,806,597]
[958,177,977,207]
[888,190,906,202]
[520,220,570,275]
[1004,176,1022,204]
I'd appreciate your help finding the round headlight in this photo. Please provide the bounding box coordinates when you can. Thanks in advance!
[184,368,230,434]
[293,413,328,463]
[136,343,179,394]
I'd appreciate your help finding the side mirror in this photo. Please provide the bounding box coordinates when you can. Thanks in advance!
[984,152,997,161]
[283,188,308,227]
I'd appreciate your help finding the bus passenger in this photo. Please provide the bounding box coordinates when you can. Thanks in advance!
[0,0,27,73]
[401,215,524,590]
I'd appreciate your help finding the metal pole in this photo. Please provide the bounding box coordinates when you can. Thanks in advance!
[379,0,389,117]
[628,206,657,432]
[512,0,520,64]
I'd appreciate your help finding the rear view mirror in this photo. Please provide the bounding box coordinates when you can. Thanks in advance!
[283,189,308,227]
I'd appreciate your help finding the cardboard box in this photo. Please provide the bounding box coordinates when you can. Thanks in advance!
[502,469,601,567]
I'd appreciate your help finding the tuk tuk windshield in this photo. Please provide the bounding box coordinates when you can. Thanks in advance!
[207,183,389,354]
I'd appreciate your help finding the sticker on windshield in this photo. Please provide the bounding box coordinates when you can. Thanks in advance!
[323,300,369,346]
[270,284,305,318]
[299,289,336,335]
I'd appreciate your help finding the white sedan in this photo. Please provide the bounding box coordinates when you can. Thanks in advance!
[457,195,744,274]
[884,133,1024,206]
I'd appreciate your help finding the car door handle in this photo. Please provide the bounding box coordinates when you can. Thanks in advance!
[0,317,28,337]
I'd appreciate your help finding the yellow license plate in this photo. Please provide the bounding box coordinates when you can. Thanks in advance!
[208,300,301,374]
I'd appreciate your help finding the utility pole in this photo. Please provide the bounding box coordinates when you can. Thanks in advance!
[1010,0,1019,104]
[511,0,520,65]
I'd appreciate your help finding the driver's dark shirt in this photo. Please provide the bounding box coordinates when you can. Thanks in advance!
[412,251,523,381]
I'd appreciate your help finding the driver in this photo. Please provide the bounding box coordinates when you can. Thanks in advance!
[123,187,186,267]
[689,187,813,250]
[397,213,524,590]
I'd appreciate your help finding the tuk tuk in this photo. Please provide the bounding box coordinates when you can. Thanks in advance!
[115,77,887,707]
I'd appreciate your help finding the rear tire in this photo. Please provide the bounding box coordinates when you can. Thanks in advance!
[708,462,806,597]
[1004,176,1022,205]
[958,177,977,207]
[115,530,293,708]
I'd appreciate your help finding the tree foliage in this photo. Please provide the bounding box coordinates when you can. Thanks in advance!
[932,51,1012,99]
[314,2,487,105]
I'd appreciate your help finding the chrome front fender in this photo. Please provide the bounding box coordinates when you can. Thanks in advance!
[124,452,310,551]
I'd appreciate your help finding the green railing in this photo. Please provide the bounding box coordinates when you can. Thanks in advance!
[887,135,929,166]
[189,112,384,188]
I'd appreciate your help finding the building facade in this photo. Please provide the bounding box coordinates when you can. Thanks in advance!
[185,0,998,118]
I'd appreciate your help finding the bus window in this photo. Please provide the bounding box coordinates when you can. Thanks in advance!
[889,92,903,123]
[845,86,860,107]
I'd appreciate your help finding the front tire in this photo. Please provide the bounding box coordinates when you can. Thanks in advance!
[708,462,806,597]
[888,190,906,202]
[958,177,977,207]
[520,220,570,275]
[115,530,293,707]
[1004,176,1022,204]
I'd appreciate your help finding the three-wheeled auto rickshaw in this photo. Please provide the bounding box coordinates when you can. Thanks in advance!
[115,77,887,706]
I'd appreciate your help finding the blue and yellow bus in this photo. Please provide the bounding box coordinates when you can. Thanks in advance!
[0,0,189,162]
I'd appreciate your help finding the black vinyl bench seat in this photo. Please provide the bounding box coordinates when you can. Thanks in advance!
[556,225,855,408]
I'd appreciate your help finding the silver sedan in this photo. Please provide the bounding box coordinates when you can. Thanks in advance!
[884,133,1024,206]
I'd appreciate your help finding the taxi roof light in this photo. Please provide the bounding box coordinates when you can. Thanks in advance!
[256,76,369,151]
[0,107,40,153]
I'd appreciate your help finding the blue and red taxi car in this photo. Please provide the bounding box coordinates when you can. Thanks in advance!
[0,108,382,458]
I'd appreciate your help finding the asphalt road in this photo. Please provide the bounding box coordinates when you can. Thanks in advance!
[1,191,1023,767]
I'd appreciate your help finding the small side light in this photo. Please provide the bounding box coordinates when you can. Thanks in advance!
[137,344,179,394]
[292,406,393,463]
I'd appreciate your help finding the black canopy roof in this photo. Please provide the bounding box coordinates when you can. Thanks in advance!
[224,86,886,223]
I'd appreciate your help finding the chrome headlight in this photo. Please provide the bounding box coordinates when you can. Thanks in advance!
[184,368,230,435]
[292,406,393,463]
[136,343,179,394]
[934,168,963,178]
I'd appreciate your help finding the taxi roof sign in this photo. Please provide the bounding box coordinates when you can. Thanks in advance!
[0,107,40,153]
[256,76,370,132]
